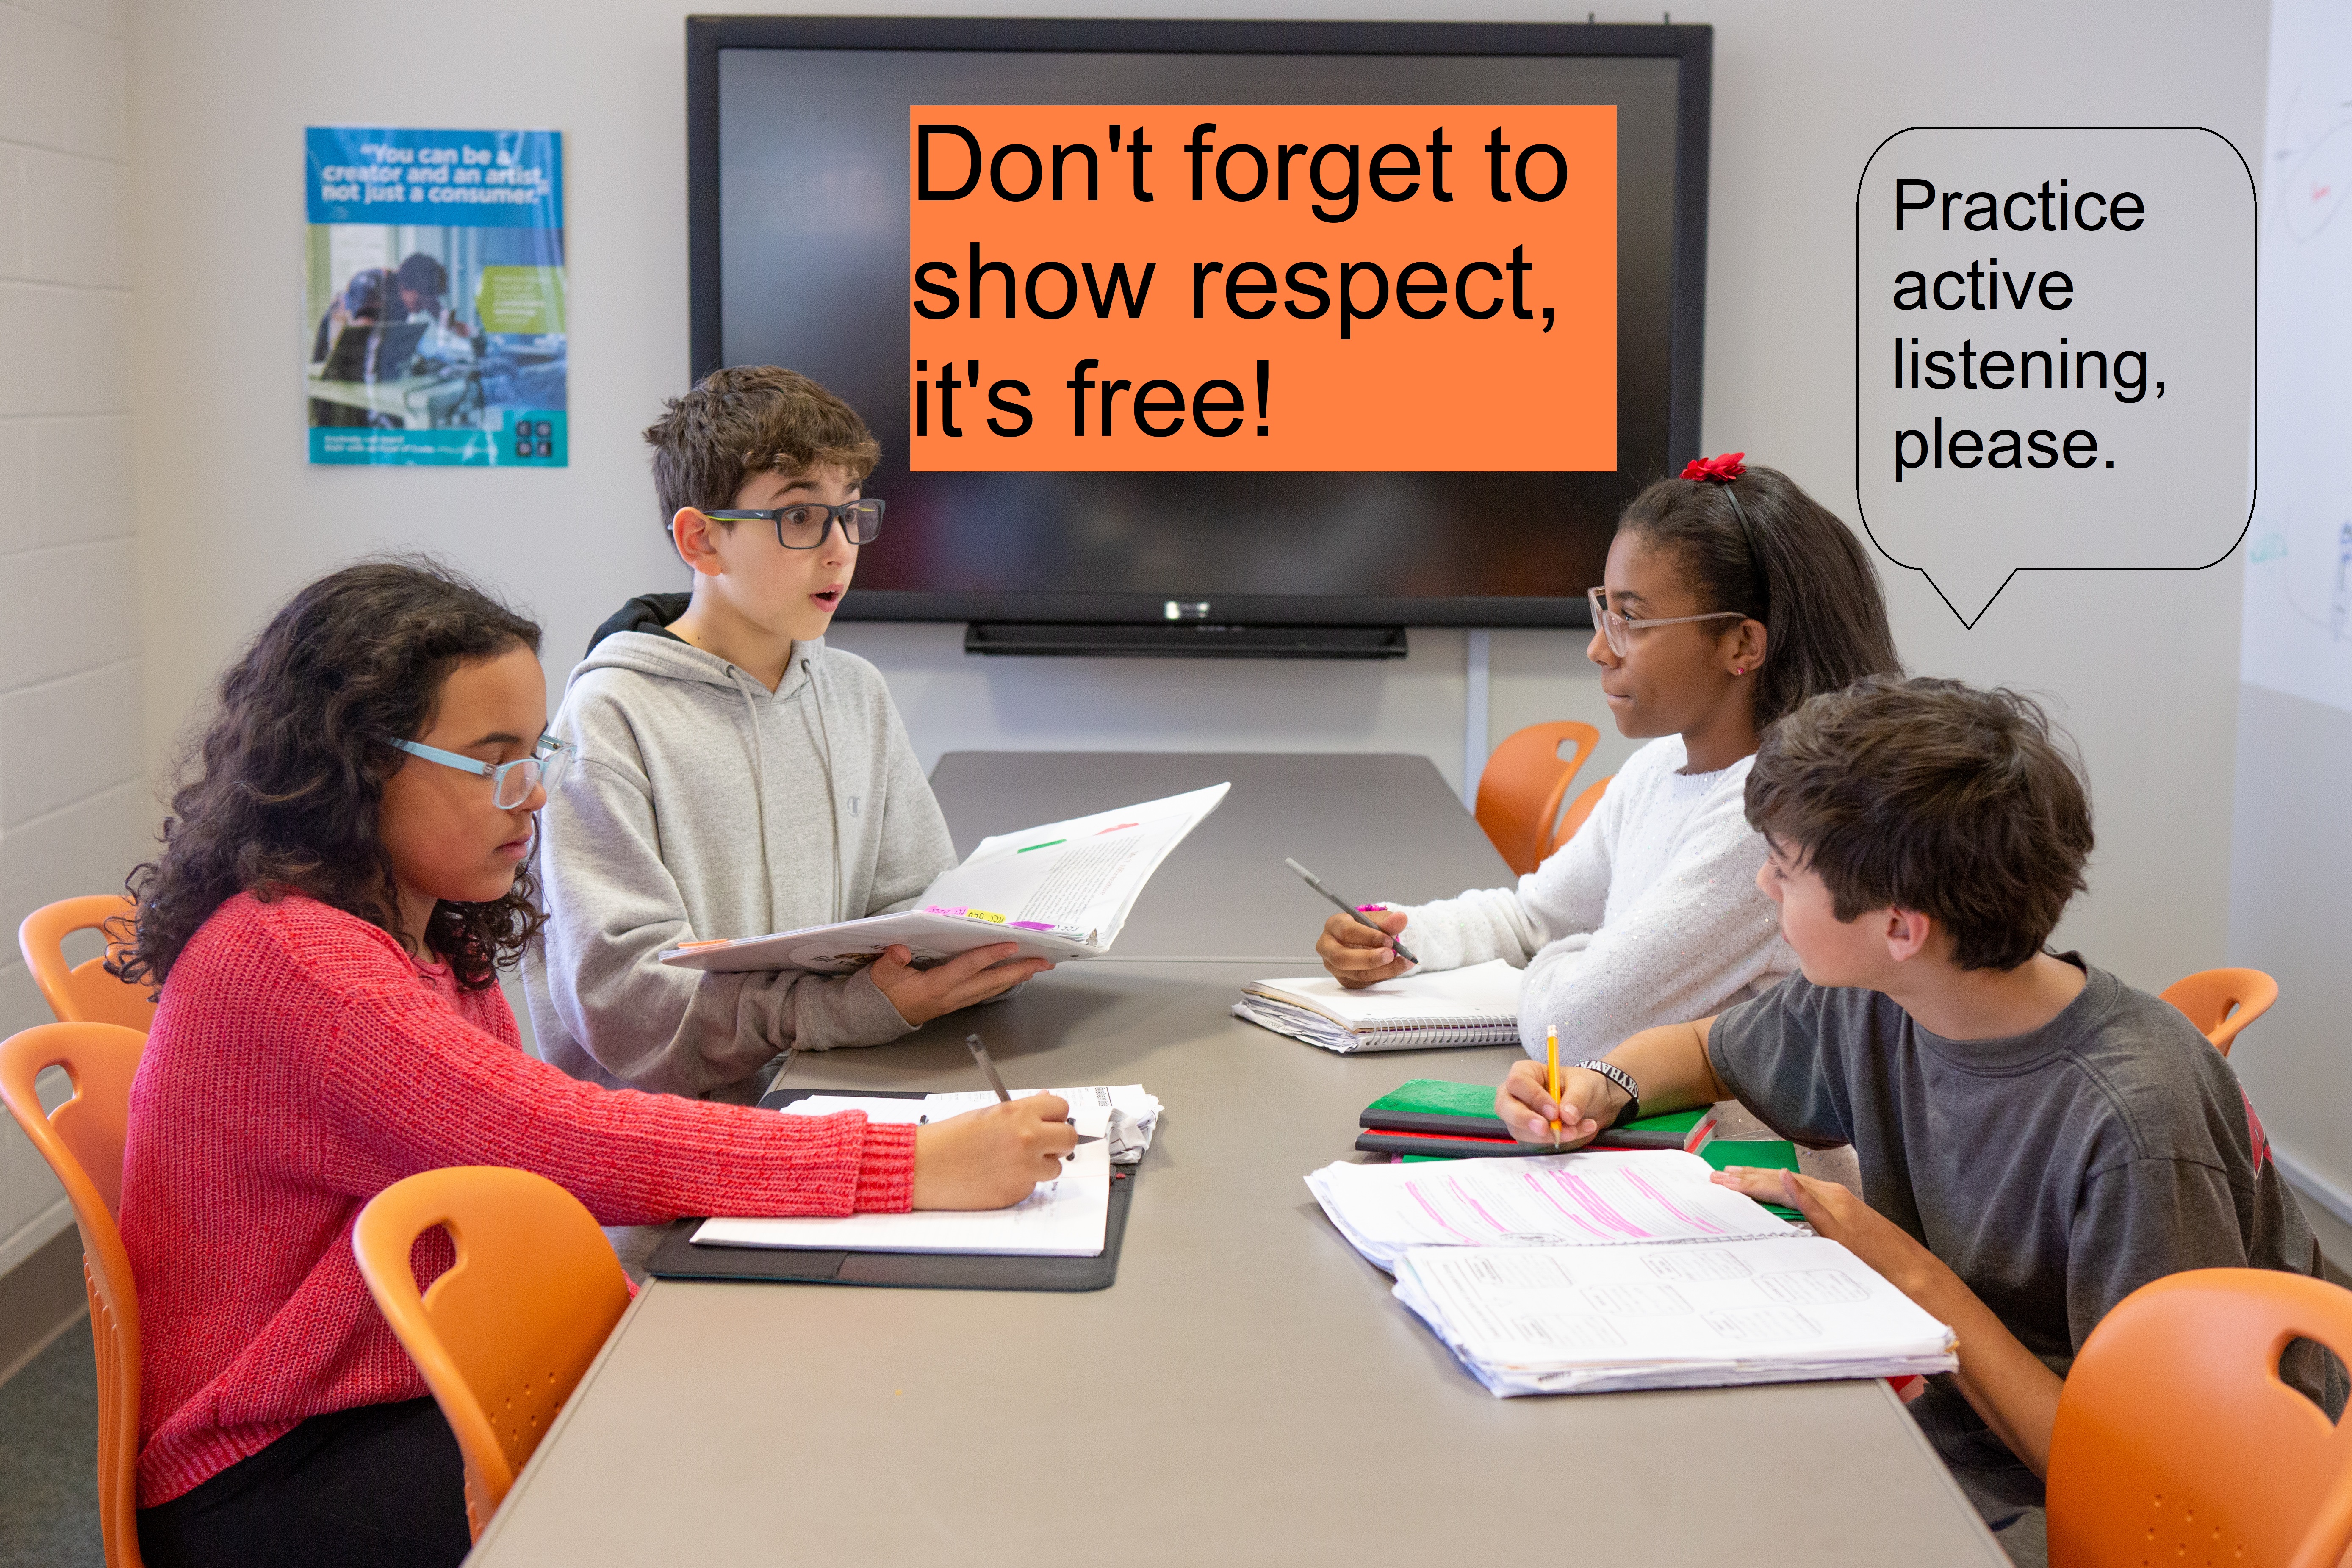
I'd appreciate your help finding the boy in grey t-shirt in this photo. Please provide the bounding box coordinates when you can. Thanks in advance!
[1495,676,2338,1543]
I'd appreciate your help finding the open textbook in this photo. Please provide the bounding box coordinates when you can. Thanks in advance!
[693,1099,1117,1257]
[1234,959,1523,1051]
[1307,1150,1957,1396]
[659,783,1228,975]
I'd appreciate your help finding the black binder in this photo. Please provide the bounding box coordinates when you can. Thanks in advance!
[643,1089,1134,1291]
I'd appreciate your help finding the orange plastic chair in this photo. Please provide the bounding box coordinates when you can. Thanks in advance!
[2047,1267,2352,1568]
[0,1022,150,1568]
[1549,774,1612,858]
[19,896,153,1032]
[1475,721,1601,875]
[2159,967,2278,1058]
[352,1166,631,1538]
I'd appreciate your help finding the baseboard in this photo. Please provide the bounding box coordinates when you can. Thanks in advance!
[2272,1144,2352,1285]
[0,1224,89,1387]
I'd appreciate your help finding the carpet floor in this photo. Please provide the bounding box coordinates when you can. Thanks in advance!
[0,1316,103,1568]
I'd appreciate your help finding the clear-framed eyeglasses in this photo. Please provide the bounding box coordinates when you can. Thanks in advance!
[701,497,885,550]
[389,733,572,808]
[1586,586,1746,659]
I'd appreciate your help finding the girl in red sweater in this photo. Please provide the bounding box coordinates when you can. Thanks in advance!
[114,560,1075,1568]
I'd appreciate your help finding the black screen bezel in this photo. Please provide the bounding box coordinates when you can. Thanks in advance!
[685,15,1712,629]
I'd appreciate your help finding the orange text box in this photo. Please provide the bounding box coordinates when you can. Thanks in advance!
[907,105,1615,472]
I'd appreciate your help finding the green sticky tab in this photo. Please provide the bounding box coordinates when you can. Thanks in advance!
[475,266,566,334]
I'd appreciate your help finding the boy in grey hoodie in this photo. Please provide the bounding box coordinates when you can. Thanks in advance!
[525,367,1050,1102]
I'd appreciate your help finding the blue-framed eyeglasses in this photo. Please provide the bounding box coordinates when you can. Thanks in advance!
[389,733,571,809]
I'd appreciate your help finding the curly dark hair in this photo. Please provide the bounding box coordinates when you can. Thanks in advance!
[1743,676,2094,972]
[116,557,546,993]
[1617,463,1902,728]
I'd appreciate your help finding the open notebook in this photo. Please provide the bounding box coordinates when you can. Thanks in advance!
[1307,1150,1957,1396]
[661,783,1227,975]
[1234,959,1522,1051]
[694,1098,1117,1258]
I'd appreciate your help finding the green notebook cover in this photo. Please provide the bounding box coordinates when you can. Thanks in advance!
[1367,1078,1710,1137]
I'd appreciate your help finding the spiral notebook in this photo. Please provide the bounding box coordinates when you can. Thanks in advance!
[1234,959,1522,1052]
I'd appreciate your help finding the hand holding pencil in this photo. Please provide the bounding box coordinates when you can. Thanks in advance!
[1494,1055,1624,1148]
[1292,858,1420,990]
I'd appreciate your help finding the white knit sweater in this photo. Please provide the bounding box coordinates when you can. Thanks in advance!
[1395,735,1797,1061]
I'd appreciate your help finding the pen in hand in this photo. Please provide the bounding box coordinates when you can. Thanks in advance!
[965,1032,1012,1101]
[967,1033,1100,1145]
[1284,857,1418,966]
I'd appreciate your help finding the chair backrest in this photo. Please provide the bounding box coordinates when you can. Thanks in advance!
[1475,721,1601,875]
[352,1166,632,1538]
[2047,1267,2352,1568]
[1549,774,1613,859]
[2158,967,2279,1057]
[0,1023,149,1568]
[19,896,154,1033]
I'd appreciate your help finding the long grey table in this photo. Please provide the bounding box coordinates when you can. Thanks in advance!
[927,749,1512,958]
[470,753,2006,1566]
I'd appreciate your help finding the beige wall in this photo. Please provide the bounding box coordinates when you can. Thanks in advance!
[36,0,2265,1258]
[0,0,144,1277]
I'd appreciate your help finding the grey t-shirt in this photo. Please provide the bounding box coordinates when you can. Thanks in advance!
[1706,956,2337,1519]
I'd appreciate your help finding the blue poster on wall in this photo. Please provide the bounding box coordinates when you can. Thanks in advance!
[305,126,567,467]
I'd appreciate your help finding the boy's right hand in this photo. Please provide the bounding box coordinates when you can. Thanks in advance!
[1317,908,1412,989]
[909,1095,1078,1209]
[1496,1058,1631,1146]
[870,942,1053,1026]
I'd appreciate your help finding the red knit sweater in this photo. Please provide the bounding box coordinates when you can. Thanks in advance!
[122,892,915,1507]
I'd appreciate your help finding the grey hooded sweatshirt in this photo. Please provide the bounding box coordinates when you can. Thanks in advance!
[523,595,956,1102]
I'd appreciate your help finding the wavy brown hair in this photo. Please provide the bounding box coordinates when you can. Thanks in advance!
[1744,676,2094,971]
[643,364,881,526]
[116,558,546,992]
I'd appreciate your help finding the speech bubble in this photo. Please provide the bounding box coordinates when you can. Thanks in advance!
[906,105,1616,472]
[1854,127,2253,625]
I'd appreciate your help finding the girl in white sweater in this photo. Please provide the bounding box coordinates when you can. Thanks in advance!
[1318,455,1901,1063]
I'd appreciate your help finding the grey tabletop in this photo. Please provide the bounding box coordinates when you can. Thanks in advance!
[926,749,1515,959]
[470,754,2006,1567]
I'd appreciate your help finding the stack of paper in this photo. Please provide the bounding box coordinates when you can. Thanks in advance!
[1307,1148,1788,1269]
[1392,1237,1961,1396]
[1306,1150,1956,1396]
[1234,959,1523,1052]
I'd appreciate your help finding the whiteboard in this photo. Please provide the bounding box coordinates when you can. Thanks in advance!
[2241,0,2352,709]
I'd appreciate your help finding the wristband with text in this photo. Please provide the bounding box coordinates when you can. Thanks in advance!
[1569,1059,1641,1127]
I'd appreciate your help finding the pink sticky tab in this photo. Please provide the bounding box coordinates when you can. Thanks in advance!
[1008,921,1053,931]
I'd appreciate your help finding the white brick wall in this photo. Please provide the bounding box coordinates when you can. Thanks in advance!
[0,0,144,1282]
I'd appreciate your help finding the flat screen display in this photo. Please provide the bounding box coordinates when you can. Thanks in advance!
[691,19,1711,628]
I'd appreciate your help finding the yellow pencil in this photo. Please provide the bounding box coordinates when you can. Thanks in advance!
[1546,1024,1562,1145]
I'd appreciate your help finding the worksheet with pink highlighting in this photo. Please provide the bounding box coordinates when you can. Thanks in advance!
[1305,1150,1793,1272]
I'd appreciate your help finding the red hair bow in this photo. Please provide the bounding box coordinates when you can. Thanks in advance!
[1681,452,1747,484]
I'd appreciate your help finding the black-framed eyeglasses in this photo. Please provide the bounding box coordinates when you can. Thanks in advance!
[700,498,885,550]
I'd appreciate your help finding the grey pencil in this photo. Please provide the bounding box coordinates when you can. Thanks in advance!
[1283,857,1419,965]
